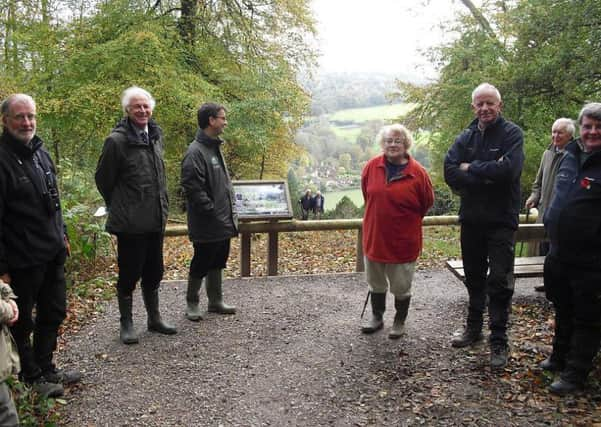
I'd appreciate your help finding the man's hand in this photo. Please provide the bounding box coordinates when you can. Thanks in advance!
[525,197,537,209]
[0,273,10,285]
[7,299,18,326]
[459,162,471,172]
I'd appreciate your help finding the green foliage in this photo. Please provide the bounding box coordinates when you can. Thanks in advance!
[323,195,363,219]
[398,0,601,194]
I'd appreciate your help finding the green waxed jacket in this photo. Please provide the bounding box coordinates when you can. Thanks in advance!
[95,118,169,234]
[181,129,238,243]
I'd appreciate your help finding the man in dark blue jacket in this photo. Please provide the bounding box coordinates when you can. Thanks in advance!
[0,94,81,397]
[181,103,238,321]
[444,83,524,370]
[542,103,601,395]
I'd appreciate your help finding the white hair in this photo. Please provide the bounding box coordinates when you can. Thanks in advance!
[1,94,36,116]
[471,83,502,103]
[376,123,414,150]
[121,86,155,113]
[552,118,575,136]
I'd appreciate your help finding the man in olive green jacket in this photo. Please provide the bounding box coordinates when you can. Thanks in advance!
[181,103,238,321]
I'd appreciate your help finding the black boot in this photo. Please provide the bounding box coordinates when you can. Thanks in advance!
[451,307,483,348]
[361,292,385,334]
[142,288,177,335]
[117,293,139,344]
[206,270,236,314]
[389,297,410,339]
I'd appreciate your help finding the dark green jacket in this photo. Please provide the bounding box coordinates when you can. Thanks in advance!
[95,118,168,234]
[181,129,238,243]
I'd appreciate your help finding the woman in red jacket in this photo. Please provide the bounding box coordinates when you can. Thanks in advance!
[361,124,434,338]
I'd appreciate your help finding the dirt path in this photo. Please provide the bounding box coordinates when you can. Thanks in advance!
[56,270,600,426]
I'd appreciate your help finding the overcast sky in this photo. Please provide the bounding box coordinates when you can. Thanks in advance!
[310,0,466,80]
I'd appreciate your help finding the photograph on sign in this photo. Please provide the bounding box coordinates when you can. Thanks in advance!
[232,180,293,220]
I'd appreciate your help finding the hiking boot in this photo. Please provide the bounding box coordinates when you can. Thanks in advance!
[30,377,64,398]
[42,368,82,385]
[539,357,564,372]
[490,344,509,370]
[534,284,545,292]
[549,378,584,396]
[451,329,483,348]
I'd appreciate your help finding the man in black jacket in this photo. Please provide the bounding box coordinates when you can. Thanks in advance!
[0,94,81,397]
[181,103,238,321]
[444,83,524,370]
[96,87,176,344]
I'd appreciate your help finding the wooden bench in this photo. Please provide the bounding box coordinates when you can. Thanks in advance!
[446,256,545,281]
[445,223,547,282]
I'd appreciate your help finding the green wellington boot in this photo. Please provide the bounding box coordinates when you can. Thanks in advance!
[185,276,205,321]
[206,269,236,314]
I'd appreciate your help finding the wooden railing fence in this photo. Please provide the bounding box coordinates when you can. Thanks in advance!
[164,214,545,278]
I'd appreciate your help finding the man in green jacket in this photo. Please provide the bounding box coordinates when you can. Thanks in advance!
[181,103,238,321]
[96,87,176,344]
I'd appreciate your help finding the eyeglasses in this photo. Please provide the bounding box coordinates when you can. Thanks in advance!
[10,113,36,122]
[214,115,227,120]
[384,138,405,145]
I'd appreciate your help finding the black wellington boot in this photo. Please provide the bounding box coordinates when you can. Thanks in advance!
[142,288,177,335]
[361,292,385,334]
[389,297,410,339]
[117,293,139,344]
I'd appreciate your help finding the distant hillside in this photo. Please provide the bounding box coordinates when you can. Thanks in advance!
[302,72,406,115]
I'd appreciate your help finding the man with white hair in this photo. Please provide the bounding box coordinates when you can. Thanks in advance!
[444,83,524,370]
[96,86,176,344]
[526,118,574,291]
[0,94,81,397]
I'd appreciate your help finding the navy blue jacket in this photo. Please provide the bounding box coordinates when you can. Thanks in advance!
[0,131,66,273]
[544,139,601,266]
[444,116,524,230]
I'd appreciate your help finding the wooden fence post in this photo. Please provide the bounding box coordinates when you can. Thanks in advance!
[267,230,278,276]
[356,228,364,272]
[240,232,251,277]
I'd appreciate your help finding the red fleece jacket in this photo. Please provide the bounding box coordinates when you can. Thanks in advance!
[361,155,434,264]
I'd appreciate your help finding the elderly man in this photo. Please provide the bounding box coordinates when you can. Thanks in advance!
[0,94,81,397]
[181,102,237,321]
[96,87,176,344]
[444,83,524,370]
[526,118,574,291]
[543,103,601,395]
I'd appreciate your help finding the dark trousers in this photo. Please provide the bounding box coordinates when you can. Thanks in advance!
[116,233,164,296]
[189,239,230,280]
[460,224,515,346]
[9,256,67,381]
[544,251,601,382]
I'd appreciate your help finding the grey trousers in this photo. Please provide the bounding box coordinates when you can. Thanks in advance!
[0,382,18,427]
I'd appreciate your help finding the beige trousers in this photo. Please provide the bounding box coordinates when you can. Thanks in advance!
[365,258,415,299]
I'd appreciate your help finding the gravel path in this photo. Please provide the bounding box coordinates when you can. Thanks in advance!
[56,270,579,426]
